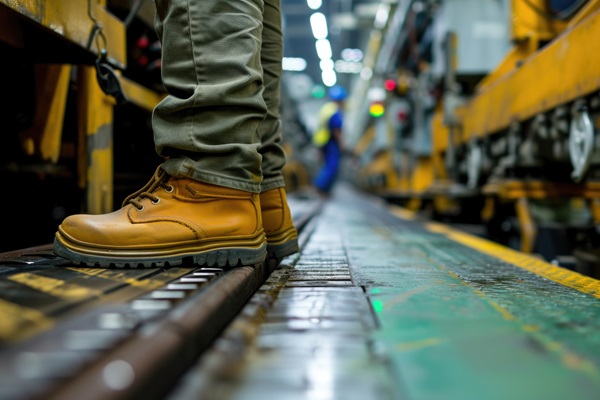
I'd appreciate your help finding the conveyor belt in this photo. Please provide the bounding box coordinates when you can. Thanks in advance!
[2,185,600,399]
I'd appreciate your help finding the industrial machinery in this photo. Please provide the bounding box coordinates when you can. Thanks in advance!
[0,1,172,252]
[348,0,600,276]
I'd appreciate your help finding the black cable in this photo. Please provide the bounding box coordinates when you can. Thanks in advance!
[86,0,100,50]
[123,0,146,27]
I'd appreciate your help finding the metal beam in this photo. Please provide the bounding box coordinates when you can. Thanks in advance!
[0,0,126,68]
[460,7,600,141]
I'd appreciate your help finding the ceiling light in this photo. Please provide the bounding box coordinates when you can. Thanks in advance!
[282,57,307,72]
[320,59,334,71]
[310,12,328,40]
[322,69,337,87]
[360,67,373,80]
[374,4,390,29]
[307,0,322,10]
[341,48,363,62]
[335,60,362,74]
[315,39,332,60]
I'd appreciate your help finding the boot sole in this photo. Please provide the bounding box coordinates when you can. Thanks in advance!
[53,234,267,269]
[267,238,299,260]
[266,227,299,259]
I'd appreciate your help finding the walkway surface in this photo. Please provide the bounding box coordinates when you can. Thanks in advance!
[169,184,600,400]
[1,184,600,400]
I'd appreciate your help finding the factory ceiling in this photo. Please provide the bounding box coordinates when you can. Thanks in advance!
[281,0,383,92]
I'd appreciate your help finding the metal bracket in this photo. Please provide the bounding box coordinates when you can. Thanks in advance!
[95,49,127,104]
[569,106,595,182]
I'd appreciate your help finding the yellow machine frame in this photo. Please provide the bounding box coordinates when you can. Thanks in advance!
[428,0,600,253]
[0,1,164,215]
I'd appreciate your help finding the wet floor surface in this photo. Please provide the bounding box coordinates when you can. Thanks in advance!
[169,185,600,400]
[2,185,600,399]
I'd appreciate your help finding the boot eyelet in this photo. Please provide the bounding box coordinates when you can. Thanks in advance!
[165,186,174,193]
[136,206,144,212]
[152,198,160,205]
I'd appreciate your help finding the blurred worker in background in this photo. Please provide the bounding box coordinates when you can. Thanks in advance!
[53,0,298,268]
[313,85,346,195]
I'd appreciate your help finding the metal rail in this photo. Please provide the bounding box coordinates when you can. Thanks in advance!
[0,193,323,400]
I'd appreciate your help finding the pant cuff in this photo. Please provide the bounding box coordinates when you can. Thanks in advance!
[261,175,285,192]
[162,159,262,193]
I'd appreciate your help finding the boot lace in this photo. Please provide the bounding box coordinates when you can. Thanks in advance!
[122,166,174,211]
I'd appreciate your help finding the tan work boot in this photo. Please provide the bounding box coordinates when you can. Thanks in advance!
[260,187,299,259]
[54,167,267,268]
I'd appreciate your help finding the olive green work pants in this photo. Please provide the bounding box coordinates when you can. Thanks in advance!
[152,0,286,193]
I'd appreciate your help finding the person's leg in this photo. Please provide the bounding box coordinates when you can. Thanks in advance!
[154,0,265,192]
[258,0,285,190]
[314,140,341,194]
[258,0,299,259]
[53,0,268,268]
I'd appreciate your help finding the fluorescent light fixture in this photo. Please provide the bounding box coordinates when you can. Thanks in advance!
[307,0,322,10]
[360,66,373,80]
[341,48,363,62]
[320,59,334,71]
[282,57,307,71]
[315,39,332,60]
[310,12,328,40]
[335,60,363,73]
[374,3,390,29]
[322,69,337,87]
[367,87,386,102]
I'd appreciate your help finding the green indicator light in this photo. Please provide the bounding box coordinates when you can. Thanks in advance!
[372,299,383,313]
[311,85,326,98]
[372,288,380,294]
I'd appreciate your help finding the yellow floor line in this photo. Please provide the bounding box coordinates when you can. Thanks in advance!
[422,221,600,298]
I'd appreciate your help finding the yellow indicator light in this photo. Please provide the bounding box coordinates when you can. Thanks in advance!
[369,103,385,117]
